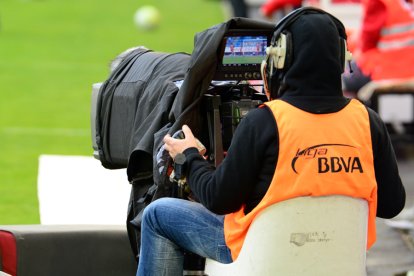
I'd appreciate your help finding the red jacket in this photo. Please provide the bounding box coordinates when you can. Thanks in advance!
[261,0,360,17]
[358,0,414,80]
[261,0,302,17]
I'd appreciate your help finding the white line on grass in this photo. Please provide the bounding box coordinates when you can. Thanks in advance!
[1,127,90,137]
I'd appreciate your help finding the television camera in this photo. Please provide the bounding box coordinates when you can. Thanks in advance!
[90,20,275,274]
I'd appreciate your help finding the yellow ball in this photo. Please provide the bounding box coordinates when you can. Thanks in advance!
[134,6,161,31]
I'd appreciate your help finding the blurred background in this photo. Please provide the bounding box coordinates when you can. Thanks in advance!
[0,0,227,224]
[1,0,413,225]
[2,2,414,275]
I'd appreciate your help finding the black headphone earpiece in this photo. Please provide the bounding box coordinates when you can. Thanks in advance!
[341,37,353,71]
[261,7,352,100]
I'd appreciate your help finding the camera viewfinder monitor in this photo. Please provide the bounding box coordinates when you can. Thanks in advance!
[213,29,273,81]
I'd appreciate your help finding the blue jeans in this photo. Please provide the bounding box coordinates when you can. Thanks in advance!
[137,197,233,276]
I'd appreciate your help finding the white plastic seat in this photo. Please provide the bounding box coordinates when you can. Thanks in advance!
[204,195,368,276]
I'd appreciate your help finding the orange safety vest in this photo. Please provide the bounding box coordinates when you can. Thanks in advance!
[359,0,414,80]
[224,99,378,261]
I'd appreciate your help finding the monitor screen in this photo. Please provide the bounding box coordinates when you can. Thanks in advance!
[214,29,273,81]
[222,35,268,65]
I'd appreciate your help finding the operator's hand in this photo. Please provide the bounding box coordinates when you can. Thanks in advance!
[163,125,198,160]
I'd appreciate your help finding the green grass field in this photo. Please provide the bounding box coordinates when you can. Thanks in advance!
[223,55,266,64]
[0,0,224,224]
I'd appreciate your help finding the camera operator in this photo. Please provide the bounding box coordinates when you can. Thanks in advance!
[136,8,405,276]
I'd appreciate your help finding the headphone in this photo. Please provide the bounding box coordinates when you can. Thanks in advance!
[261,7,353,99]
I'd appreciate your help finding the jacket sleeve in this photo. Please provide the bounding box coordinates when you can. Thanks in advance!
[359,0,386,52]
[368,108,406,218]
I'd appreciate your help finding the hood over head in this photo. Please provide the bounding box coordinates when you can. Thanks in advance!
[277,12,350,113]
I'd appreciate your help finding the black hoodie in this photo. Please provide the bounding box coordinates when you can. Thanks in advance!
[279,13,350,113]
[185,13,405,219]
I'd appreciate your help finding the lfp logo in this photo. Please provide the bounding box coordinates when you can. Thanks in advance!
[291,144,364,174]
